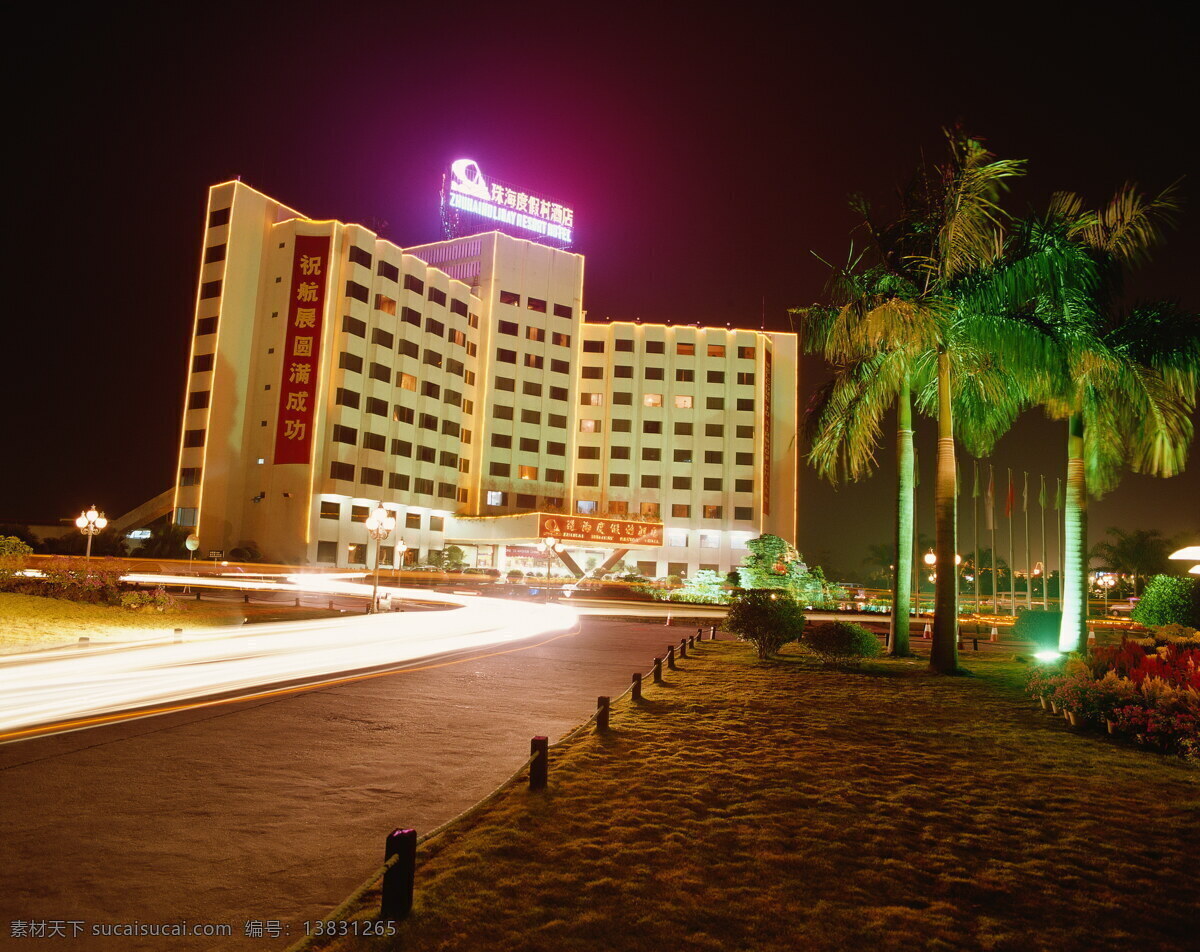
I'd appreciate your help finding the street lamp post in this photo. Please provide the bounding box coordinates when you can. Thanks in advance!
[923,550,961,613]
[364,504,396,614]
[536,536,565,588]
[75,507,107,577]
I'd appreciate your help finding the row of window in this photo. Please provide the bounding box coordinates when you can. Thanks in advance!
[581,366,754,384]
[572,473,753,492]
[343,312,478,356]
[574,417,757,436]
[349,246,472,317]
[476,492,754,523]
[327,462,466,501]
[318,501,445,532]
[578,447,753,464]
[580,392,755,411]
[498,290,572,319]
[498,321,572,347]
[580,340,756,358]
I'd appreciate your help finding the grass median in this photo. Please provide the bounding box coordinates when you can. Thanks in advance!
[321,640,1199,952]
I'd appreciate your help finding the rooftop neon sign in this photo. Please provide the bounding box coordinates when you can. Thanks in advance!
[441,159,574,247]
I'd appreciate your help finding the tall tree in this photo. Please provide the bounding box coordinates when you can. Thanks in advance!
[1092,527,1178,596]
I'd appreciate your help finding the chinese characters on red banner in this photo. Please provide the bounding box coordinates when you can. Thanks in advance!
[762,348,772,515]
[537,513,664,547]
[274,234,330,464]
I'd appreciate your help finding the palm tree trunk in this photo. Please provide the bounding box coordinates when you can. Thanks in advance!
[891,383,914,656]
[931,350,960,673]
[1059,412,1088,652]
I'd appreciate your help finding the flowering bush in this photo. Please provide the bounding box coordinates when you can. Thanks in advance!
[119,587,179,613]
[1111,704,1200,759]
[39,558,126,604]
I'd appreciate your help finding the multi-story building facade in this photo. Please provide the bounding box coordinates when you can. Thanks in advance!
[172,180,798,577]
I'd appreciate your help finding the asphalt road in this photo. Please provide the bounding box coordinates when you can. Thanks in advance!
[0,615,722,951]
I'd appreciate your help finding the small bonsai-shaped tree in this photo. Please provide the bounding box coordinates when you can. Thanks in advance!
[725,589,806,659]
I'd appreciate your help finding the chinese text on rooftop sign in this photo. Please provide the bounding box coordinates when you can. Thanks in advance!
[443,159,574,247]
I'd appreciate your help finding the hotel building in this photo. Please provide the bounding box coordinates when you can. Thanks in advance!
[172,180,798,578]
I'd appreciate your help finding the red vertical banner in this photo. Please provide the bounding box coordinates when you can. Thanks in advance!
[274,234,331,464]
[762,348,773,516]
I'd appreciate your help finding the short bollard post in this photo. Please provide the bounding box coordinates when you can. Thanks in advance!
[380,828,417,922]
[631,672,642,701]
[667,645,676,670]
[173,628,183,643]
[679,638,688,659]
[973,638,979,651]
[243,592,250,604]
[710,625,717,640]
[294,597,300,608]
[195,591,201,601]
[653,657,663,683]
[596,696,610,732]
[529,736,549,791]
[696,627,703,644]
[328,598,334,610]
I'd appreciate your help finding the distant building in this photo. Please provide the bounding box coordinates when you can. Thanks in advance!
[172,181,798,577]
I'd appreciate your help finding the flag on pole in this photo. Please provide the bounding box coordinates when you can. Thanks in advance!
[985,465,994,530]
[973,461,980,498]
[1055,477,1064,510]
[1022,472,1028,512]
[1005,469,1015,519]
[1039,474,1047,508]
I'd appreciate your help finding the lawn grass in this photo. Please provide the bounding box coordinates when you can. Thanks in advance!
[321,641,1199,952]
[0,592,340,652]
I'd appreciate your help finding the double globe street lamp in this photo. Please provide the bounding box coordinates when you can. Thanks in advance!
[537,535,565,585]
[75,507,107,575]
[365,504,396,613]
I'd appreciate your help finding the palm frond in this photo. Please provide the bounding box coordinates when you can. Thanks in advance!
[1084,179,1183,267]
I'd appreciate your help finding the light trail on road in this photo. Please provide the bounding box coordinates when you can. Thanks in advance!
[0,585,577,741]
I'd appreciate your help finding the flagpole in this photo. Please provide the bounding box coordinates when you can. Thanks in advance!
[1055,477,1063,612]
[973,461,980,614]
[1024,471,1032,611]
[1040,474,1048,610]
[1007,467,1016,615]
[989,464,997,613]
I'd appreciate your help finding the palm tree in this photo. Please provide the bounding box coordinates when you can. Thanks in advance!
[803,130,1066,673]
[1092,527,1177,596]
[1024,186,1200,651]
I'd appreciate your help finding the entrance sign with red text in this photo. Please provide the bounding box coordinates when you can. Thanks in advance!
[537,514,663,547]
[274,234,330,464]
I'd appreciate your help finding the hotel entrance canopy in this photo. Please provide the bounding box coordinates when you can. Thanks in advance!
[446,512,664,548]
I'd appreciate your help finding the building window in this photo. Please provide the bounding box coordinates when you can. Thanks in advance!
[391,439,412,457]
[403,274,424,294]
[378,260,400,282]
[550,386,568,401]
[200,280,222,300]
[498,320,518,337]
[494,404,514,420]
[496,377,516,392]
[423,350,443,369]
[405,512,421,529]
[398,372,417,391]
[703,477,722,491]
[526,326,545,342]
[553,303,573,318]
[737,372,755,385]
[614,338,634,352]
[705,424,725,437]
[196,316,217,336]
[370,362,391,383]
[319,501,341,520]
[371,327,395,349]
[612,419,632,432]
[667,527,688,545]
[421,381,441,398]
[614,365,633,379]
[499,290,520,306]
[316,540,337,562]
[611,446,631,459]
[735,479,754,493]
[430,516,445,532]
[675,395,693,409]
[738,346,755,359]
[191,354,213,373]
[393,404,413,424]
[582,340,605,353]
[349,505,370,524]
[174,508,198,527]
[330,461,355,481]
[339,352,363,374]
[528,297,547,313]
[345,280,370,303]
[645,340,665,354]
[673,449,692,463]
[576,473,599,487]
[640,475,660,489]
[524,354,544,370]
[645,367,664,381]
[643,393,662,407]
[490,462,511,477]
[496,348,516,364]
[578,446,601,459]
[361,467,383,486]
[608,501,629,514]
[519,465,537,480]
[549,414,566,429]
[706,397,725,410]
[673,476,692,490]
[486,490,506,506]
[643,421,662,434]
[576,500,598,514]
[640,502,660,518]
[451,298,468,316]
[424,318,444,338]
[204,243,226,264]
[677,343,695,356]
[183,429,205,447]
[414,478,434,495]
[580,392,604,406]
[398,339,419,359]
[708,345,726,357]
[674,422,693,436]
[581,366,604,379]
[208,207,230,228]
[734,506,753,520]
[736,452,753,465]
[642,447,661,461]
[579,419,602,433]
[389,473,411,490]
[491,433,512,449]
[188,390,210,410]
[737,398,755,411]
[736,425,754,439]
[705,451,724,464]
[347,543,367,565]
[700,531,721,547]
[179,467,201,486]
[551,332,571,347]
[676,368,694,382]
[609,473,630,487]
[401,306,421,327]
[428,287,447,307]
[332,424,357,445]
[612,392,632,406]
[363,432,385,452]
[670,506,690,520]
[419,413,438,430]
[703,506,724,522]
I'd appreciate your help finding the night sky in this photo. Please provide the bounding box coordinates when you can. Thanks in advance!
[5,3,1197,575]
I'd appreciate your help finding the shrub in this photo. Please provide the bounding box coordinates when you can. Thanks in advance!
[802,621,882,666]
[725,589,806,659]
[0,535,34,588]
[1132,575,1200,628]
[1012,609,1063,651]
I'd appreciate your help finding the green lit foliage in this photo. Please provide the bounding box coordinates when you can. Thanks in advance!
[736,535,844,607]
[670,570,729,604]
[0,535,33,587]
[1012,609,1064,652]
[725,589,806,659]
[1091,527,1177,597]
[802,621,882,666]
[1132,575,1200,628]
